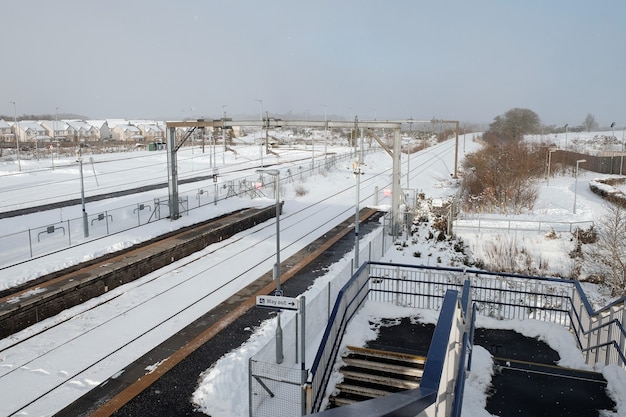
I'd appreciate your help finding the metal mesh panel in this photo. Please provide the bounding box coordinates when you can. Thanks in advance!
[250,359,307,417]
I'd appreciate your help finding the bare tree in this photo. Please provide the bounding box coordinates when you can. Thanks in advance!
[461,141,544,214]
[585,203,626,296]
[583,113,599,132]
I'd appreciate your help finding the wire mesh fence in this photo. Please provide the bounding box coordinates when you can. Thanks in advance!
[0,151,364,268]
[249,359,308,417]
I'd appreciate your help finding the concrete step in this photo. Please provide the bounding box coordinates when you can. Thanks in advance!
[346,345,427,366]
[342,357,424,378]
[328,345,425,409]
[340,368,421,390]
[335,382,393,399]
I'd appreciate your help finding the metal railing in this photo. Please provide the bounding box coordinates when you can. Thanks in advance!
[454,217,594,234]
[308,279,472,416]
[307,262,626,416]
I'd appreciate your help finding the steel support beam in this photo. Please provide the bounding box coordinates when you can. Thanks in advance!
[391,128,402,236]
[166,119,403,130]
[166,127,180,219]
[163,117,455,231]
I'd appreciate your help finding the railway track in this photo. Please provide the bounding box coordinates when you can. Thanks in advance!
[0,139,460,416]
[0,206,279,338]
[0,174,388,416]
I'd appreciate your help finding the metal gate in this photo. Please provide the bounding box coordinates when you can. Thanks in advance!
[249,359,308,417]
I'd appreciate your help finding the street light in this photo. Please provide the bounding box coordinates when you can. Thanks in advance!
[9,101,21,171]
[573,159,586,214]
[322,104,328,168]
[76,147,89,237]
[221,105,227,164]
[255,99,263,121]
[407,117,414,189]
[611,122,616,141]
[547,148,557,186]
[54,106,60,169]
[352,159,363,267]
[256,168,282,363]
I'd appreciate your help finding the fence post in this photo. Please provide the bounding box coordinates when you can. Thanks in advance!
[28,229,33,258]
[248,358,253,417]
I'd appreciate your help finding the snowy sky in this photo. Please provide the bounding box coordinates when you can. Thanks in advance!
[2,0,625,126]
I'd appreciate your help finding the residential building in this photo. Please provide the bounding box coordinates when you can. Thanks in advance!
[137,123,164,142]
[40,120,69,141]
[0,119,14,142]
[65,120,100,142]
[111,122,144,142]
[15,121,50,142]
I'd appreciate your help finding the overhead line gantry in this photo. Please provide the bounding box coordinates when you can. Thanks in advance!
[165,117,459,236]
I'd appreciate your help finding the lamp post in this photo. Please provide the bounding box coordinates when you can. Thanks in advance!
[573,159,586,214]
[407,118,414,189]
[53,106,60,169]
[255,99,263,121]
[9,101,21,171]
[547,148,557,186]
[322,104,327,168]
[611,122,615,139]
[221,105,227,164]
[352,159,363,267]
[76,147,89,237]
[610,122,616,175]
[256,168,282,363]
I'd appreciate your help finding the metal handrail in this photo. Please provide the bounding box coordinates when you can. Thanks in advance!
[308,261,625,416]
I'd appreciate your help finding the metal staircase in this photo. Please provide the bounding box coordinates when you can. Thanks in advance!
[329,346,426,408]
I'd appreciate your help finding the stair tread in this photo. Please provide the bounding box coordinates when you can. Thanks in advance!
[335,383,393,398]
[342,357,424,377]
[340,369,421,389]
[346,345,427,364]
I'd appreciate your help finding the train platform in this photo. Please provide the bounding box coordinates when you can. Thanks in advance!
[55,210,384,416]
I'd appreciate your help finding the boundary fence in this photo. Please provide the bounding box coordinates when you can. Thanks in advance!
[0,150,364,269]
[454,217,594,234]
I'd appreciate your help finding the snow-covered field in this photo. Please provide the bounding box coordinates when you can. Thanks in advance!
[0,129,625,416]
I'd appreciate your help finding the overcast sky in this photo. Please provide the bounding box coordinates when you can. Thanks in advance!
[2,0,625,127]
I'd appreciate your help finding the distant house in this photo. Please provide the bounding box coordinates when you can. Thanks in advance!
[16,121,50,142]
[86,120,111,140]
[65,120,100,142]
[111,123,144,142]
[137,123,164,142]
[0,119,14,142]
[40,120,69,141]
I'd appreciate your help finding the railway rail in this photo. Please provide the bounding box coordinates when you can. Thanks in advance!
[0,138,460,416]
[0,206,279,338]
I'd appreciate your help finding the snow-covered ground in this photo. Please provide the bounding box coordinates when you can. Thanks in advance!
[0,130,625,416]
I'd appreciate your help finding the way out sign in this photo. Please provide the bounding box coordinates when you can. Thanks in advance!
[256,295,299,311]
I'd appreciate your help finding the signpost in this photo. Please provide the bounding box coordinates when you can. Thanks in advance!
[256,295,299,311]
[256,295,306,369]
